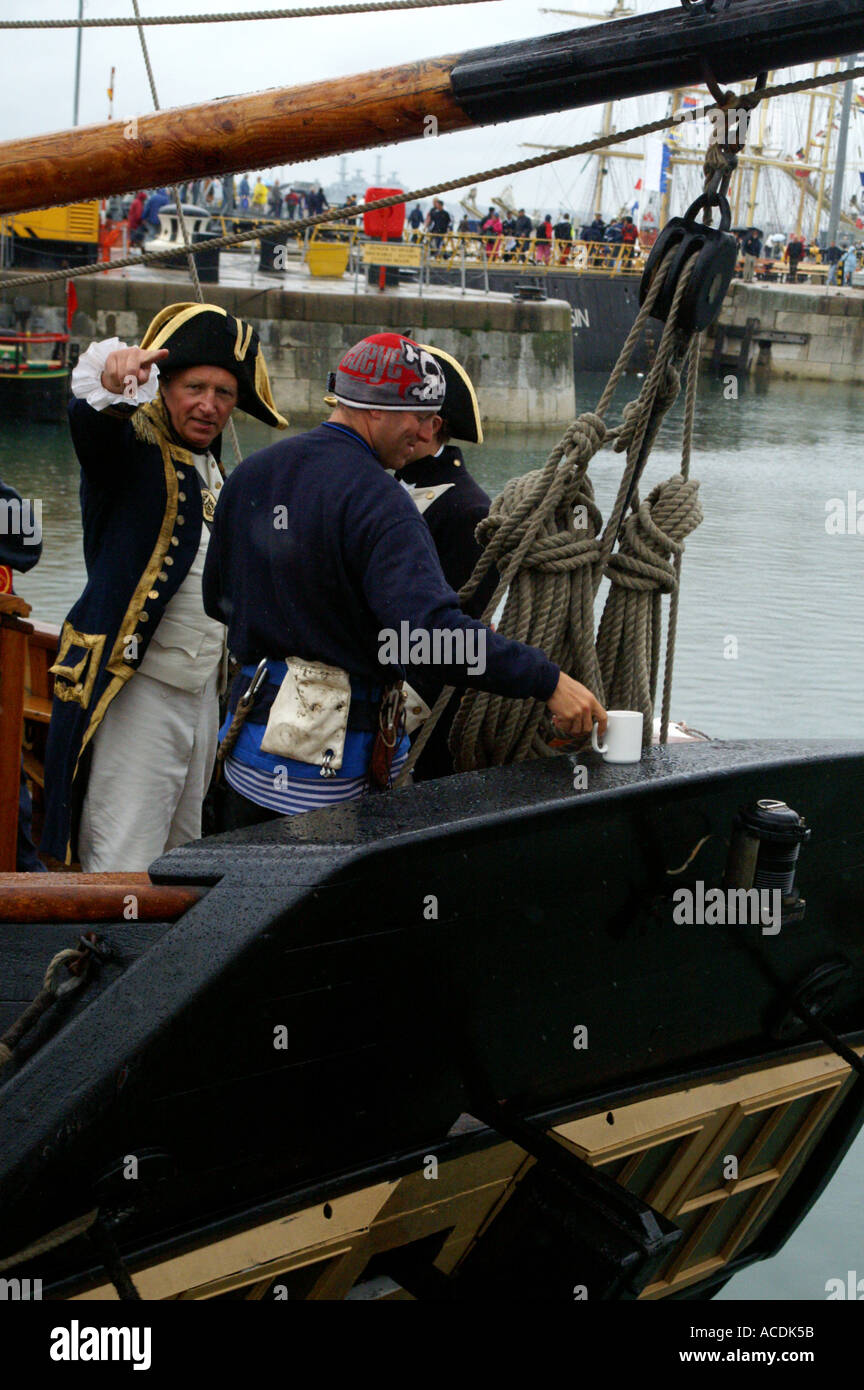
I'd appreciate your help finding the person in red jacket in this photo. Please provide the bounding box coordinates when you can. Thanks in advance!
[620,215,639,264]
[536,215,553,264]
[127,191,147,247]
[481,209,503,259]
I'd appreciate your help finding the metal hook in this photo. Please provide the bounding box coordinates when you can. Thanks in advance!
[238,657,269,710]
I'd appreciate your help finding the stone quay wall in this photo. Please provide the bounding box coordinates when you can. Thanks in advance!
[706,281,864,382]
[2,276,577,429]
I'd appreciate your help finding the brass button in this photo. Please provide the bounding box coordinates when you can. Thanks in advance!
[178,492,186,502]
[158,572,168,583]
[148,589,159,600]
[176,470,185,480]
[139,613,149,623]
[425,491,436,500]
[176,515,185,525]
[453,459,461,467]
[170,536,179,546]
[412,705,422,715]
[216,480,222,489]
[165,556,174,566]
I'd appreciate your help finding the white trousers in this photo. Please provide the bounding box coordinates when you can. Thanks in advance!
[78,668,219,872]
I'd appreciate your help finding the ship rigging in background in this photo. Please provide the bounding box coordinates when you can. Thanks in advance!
[519,2,864,242]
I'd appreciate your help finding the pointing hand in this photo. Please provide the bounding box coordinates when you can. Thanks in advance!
[100,346,169,395]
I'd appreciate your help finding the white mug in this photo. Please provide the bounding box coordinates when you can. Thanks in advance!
[591,710,643,764]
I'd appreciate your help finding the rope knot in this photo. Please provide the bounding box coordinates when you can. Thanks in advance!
[614,362,681,454]
[606,474,702,594]
[559,411,607,470]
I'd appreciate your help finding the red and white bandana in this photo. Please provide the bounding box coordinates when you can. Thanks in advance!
[328,334,446,412]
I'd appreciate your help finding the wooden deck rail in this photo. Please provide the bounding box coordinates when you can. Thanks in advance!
[0,872,206,923]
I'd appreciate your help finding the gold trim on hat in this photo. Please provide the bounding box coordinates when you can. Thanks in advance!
[140,302,288,430]
[254,349,288,429]
[417,343,484,445]
[235,321,254,362]
[140,301,208,350]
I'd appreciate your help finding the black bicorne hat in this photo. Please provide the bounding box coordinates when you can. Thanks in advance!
[417,344,483,444]
[140,302,288,429]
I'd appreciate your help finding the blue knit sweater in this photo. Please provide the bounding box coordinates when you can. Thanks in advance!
[203,422,559,701]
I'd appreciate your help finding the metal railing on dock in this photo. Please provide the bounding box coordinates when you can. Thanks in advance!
[413,231,644,276]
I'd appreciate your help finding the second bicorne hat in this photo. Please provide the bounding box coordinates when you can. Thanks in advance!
[417,343,483,444]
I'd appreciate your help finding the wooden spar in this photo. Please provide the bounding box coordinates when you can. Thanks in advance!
[1,57,468,216]
[0,873,205,923]
[2,0,864,215]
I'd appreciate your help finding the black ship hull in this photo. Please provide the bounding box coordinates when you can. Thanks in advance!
[6,234,99,272]
[1,740,863,1300]
[427,265,658,374]
[0,374,69,423]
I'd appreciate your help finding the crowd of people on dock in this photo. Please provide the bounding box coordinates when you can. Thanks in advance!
[403,197,863,285]
[118,177,864,288]
[124,177,328,246]
[407,203,641,265]
[733,226,861,285]
[5,310,605,874]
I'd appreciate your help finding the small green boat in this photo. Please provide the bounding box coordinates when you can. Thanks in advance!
[0,332,70,423]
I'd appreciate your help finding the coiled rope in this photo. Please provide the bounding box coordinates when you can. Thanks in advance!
[397,103,759,782]
[396,242,704,782]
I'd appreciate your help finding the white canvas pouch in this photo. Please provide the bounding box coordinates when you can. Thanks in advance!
[402,682,432,735]
[260,657,352,770]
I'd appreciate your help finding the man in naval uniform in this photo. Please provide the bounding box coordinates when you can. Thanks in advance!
[203,332,606,826]
[396,346,497,779]
[41,302,287,869]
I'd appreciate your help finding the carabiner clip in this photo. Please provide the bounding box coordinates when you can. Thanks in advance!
[238,658,269,711]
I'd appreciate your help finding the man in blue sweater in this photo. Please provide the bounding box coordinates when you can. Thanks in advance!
[203,333,605,824]
[140,188,171,241]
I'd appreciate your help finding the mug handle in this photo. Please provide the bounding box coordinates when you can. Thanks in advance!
[591,722,607,755]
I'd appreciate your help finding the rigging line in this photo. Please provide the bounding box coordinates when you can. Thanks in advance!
[6,60,864,290]
[129,0,242,464]
[0,0,503,27]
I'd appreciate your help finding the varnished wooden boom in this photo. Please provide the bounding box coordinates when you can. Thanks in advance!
[0,58,467,216]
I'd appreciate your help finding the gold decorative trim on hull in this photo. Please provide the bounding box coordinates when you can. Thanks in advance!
[70,1047,860,1301]
[552,1048,857,1300]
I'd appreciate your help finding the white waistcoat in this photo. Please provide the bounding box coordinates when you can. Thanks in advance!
[138,451,225,693]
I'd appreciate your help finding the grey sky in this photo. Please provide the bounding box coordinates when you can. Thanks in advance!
[3,0,673,216]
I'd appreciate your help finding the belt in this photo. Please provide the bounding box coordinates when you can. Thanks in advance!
[227,670,382,734]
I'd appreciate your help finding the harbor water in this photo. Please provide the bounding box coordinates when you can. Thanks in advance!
[3,369,863,1301]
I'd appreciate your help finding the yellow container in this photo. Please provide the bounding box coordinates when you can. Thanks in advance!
[306,243,350,278]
